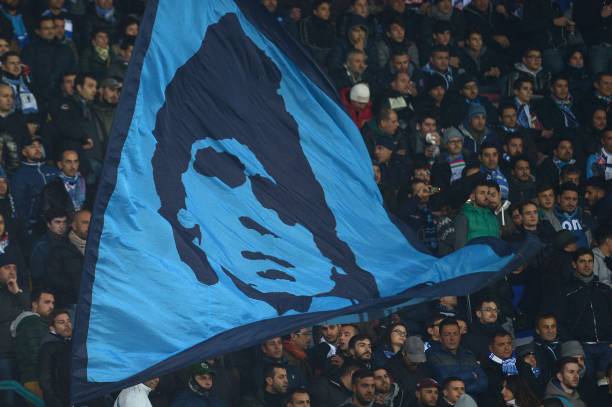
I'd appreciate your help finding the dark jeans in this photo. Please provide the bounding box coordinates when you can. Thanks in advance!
[582,342,612,378]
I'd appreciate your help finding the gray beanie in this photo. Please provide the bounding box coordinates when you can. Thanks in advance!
[443,127,464,144]
[455,394,478,407]
[560,340,585,358]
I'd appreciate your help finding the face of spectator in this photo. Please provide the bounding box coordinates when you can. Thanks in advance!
[437,0,452,13]
[514,82,533,104]
[568,51,584,68]
[390,0,405,13]
[557,363,580,390]
[387,23,404,42]
[33,293,55,318]
[92,31,109,48]
[472,185,489,207]
[0,178,8,197]
[391,54,410,73]
[536,317,558,341]
[417,118,437,135]
[501,381,514,402]
[261,0,277,12]
[349,26,366,44]
[144,377,159,390]
[557,190,578,213]
[47,216,67,237]
[391,72,411,94]
[537,188,555,210]
[592,108,609,129]
[338,325,358,350]
[0,263,16,284]
[487,187,501,209]
[101,86,120,104]
[374,145,393,163]
[22,140,43,162]
[380,111,399,135]
[291,328,312,350]
[389,324,407,348]
[347,52,367,74]
[554,140,573,162]
[561,171,580,186]
[477,301,499,324]
[490,334,513,359]
[584,186,604,208]
[440,324,460,351]
[77,77,97,101]
[500,107,518,128]
[62,74,76,96]
[429,86,445,104]
[414,167,431,183]
[288,392,310,407]
[595,74,612,97]
[0,84,13,112]
[603,131,612,152]
[552,79,569,100]
[37,19,56,41]
[72,210,91,240]
[2,55,21,76]
[433,30,451,46]
[373,164,381,184]
[461,81,478,100]
[523,50,542,71]
[52,312,72,338]
[0,38,9,55]
[472,0,489,12]
[120,44,134,62]
[53,18,65,38]
[430,51,450,72]
[504,137,523,157]
[573,253,594,277]
[261,337,283,359]
[351,338,372,360]
[521,204,538,229]
[125,22,139,37]
[445,137,463,155]
[59,150,80,177]
[469,114,486,132]
[49,0,64,9]
[479,147,498,169]
[266,367,288,394]
[353,377,375,404]
[513,159,531,182]
[416,386,438,406]
[427,318,443,341]
[320,324,340,343]
[352,0,368,17]
[466,33,483,53]
[443,380,465,403]
[195,373,213,390]
[96,0,113,9]
[373,369,391,394]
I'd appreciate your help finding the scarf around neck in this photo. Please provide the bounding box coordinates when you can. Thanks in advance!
[489,352,519,375]
[69,230,86,255]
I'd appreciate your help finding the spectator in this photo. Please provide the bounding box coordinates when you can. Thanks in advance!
[500,375,540,407]
[115,377,159,407]
[457,29,504,91]
[310,324,340,374]
[347,334,372,370]
[553,183,593,248]
[535,74,579,133]
[39,308,72,407]
[44,208,90,308]
[283,328,312,383]
[431,127,474,190]
[243,363,288,407]
[481,329,517,406]
[544,357,586,407]
[21,15,77,104]
[330,49,369,90]
[172,362,226,407]
[508,156,536,204]
[373,322,408,368]
[372,366,409,407]
[376,70,417,130]
[583,176,611,225]
[426,318,487,395]
[107,36,133,80]
[585,127,612,180]
[339,368,375,407]
[29,208,67,288]
[79,0,122,49]
[340,83,372,130]
[421,45,459,91]
[463,297,506,361]
[91,76,120,149]
[479,144,509,200]
[443,74,498,128]
[593,226,612,287]
[437,377,465,407]
[328,18,375,85]
[457,103,498,155]
[454,180,500,249]
[337,324,359,362]
[374,18,419,73]
[385,335,431,399]
[308,361,357,407]
[414,378,438,407]
[559,342,598,407]
[285,388,310,407]
[56,148,86,211]
[0,0,28,47]
[11,288,54,398]
[299,0,335,67]
[515,342,546,397]
[507,48,552,98]
[463,0,510,52]
[80,27,115,80]
[1,51,38,117]
[537,137,576,187]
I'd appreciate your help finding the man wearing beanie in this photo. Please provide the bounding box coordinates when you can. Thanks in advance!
[559,341,598,406]
[172,361,225,406]
[431,127,476,190]
[340,83,373,130]
[0,247,29,405]
[457,102,498,155]
[443,74,497,128]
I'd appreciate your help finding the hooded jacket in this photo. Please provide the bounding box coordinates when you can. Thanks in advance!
[506,63,552,97]
[544,379,586,407]
[10,310,48,382]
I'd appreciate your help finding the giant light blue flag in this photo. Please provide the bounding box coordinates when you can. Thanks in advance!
[72,0,538,401]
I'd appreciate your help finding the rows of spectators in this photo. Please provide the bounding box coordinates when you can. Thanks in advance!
[0,0,612,407]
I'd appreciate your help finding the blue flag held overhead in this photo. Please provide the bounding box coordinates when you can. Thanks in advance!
[72,0,538,402]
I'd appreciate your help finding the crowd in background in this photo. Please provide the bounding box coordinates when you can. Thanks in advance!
[0,0,612,406]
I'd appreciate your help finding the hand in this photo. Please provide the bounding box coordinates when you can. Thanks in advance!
[289,7,301,22]
[83,138,94,150]
[553,16,571,27]
[374,393,386,404]
[450,56,461,69]
[6,278,20,294]
[493,35,510,48]
[495,4,508,17]
[602,5,612,18]
[329,355,343,367]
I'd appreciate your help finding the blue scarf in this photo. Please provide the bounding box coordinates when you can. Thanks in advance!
[552,95,578,128]
[95,5,116,21]
[59,172,86,211]
[422,63,453,89]
[2,75,37,115]
[516,101,533,129]
[552,156,575,172]
[481,166,509,199]
[489,352,519,375]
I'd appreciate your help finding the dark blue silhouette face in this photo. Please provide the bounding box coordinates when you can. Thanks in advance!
[151,13,379,315]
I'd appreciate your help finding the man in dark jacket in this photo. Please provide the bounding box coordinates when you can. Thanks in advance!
[480,330,518,407]
[171,361,227,407]
[462,297,506,362]
[29,208,68,288]
[78,0,122,48]
[39,308,72,407]
[44,209,89,308]
[574,1,612,76]
[372,366,410,407]
[308,362,356,407]
[534,314,563,386]
[535,73,580,133]
[11,288,54,398]
[91,76,120,150]
[21,16,77,104]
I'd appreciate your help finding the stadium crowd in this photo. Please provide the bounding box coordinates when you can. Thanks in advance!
[0,0,611,406]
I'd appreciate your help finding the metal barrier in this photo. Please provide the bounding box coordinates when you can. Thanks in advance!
[0,380,45,407]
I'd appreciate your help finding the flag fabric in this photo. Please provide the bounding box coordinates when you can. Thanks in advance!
[72,0,539,402]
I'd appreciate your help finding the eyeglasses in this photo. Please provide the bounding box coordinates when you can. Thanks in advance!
[480,307,499,313]
[391,329,407,337]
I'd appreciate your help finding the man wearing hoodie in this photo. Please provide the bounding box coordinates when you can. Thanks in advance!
[372,366,409,407]
[39,308,72,407]
[11,288,54,398]
[457,103,498,155]
[506,47,552,98]
[544,357,586,407]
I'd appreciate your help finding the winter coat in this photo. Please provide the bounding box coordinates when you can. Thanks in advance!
[372,382,410,407]
[0,286,29,356]
[308,375,352,407]
[506,63,552,97]
[463,320,506,362]
[171,390,228,407]
[10,311,48,382]
[593,247,612,287]
[426,346,488,395]
[544,379,586,407]
[11,161,59,231]
[44,237,83,308]
[39,333,71,407]
[79,44,116,80]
